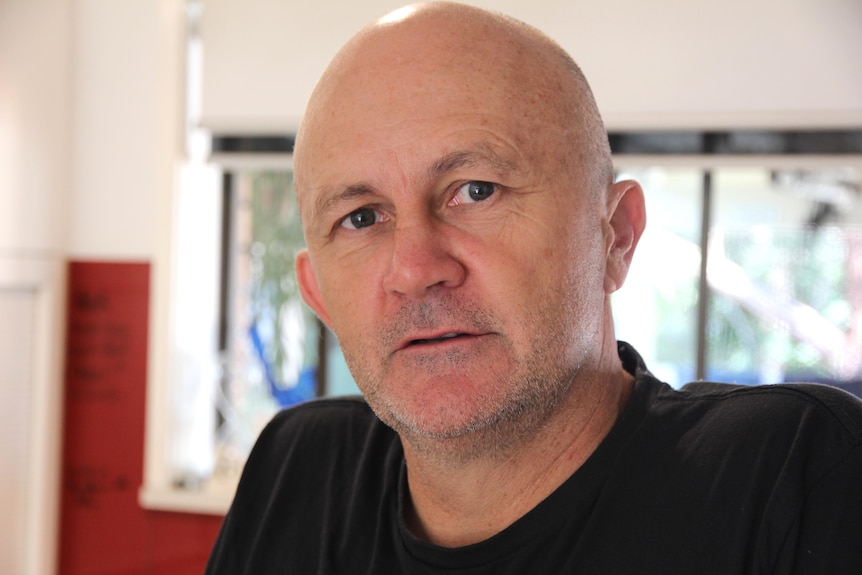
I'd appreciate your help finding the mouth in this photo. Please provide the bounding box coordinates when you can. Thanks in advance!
[408,332,466,346]
[397,331,481,351]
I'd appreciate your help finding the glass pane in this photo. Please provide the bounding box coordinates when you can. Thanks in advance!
[707,167,862,397]
[613,167,703,387]
[215,171,319,476]
[215,170,361,479]
[167,166,363,490]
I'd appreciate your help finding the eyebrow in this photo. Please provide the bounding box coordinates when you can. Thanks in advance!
[427,144,519,182]
[312,183,376,226]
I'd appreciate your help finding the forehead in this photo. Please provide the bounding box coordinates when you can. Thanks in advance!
[298,56,563,178]
[297,86,569,220]
[313,47,542,143]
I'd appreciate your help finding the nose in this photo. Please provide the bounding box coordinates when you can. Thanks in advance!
[382,216,466,298]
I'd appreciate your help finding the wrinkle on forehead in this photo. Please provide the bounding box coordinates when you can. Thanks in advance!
[427,144,521,183]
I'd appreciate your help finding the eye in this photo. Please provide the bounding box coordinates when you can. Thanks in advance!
[452,180,497,205]
[340,207,382,230]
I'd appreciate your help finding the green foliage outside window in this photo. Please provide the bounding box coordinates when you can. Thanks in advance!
[246,172,317,393]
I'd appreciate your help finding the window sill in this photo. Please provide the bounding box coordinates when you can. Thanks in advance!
[138,478,237,516]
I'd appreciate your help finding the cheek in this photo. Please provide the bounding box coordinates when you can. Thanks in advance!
[315,258,380,338]
[511,216,606,324]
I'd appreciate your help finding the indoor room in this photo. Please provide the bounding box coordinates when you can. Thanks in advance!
[2,0,860,573]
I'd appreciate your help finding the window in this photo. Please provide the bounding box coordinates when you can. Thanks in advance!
[213,170,324,480]
[614,164,862,396]
[161,163,359,504]
[143,129,862,513]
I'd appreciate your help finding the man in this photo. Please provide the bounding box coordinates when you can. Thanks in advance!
[205,2,862,573]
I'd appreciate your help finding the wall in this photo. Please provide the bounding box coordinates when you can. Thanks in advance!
[59,261,222,575]
[1,0,72,573]
[1,0,223,573]
[68,0,165,258]
[0,0,71,255]
[199,0,862,133]
[61,1,226,573]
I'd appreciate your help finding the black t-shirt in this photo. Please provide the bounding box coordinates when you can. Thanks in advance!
[205,343,862,574]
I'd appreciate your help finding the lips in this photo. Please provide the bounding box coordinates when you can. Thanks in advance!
[397,331,479,350]
[409,332,463,346]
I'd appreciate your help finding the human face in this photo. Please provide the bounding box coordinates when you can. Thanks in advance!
[295,29,615,445]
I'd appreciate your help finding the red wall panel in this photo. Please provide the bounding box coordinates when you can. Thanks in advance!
[59,261,222,575]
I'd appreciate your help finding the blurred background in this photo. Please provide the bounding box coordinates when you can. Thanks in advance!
[2,0,860,573]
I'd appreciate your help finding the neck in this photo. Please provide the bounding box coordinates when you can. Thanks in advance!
[401,360,633,548]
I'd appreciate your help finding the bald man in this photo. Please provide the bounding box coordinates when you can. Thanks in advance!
[205,3,862,573]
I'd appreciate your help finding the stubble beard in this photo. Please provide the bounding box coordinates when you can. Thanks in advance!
[340,294,588,466]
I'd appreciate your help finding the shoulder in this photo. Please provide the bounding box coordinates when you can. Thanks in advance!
[207,398,402,573]
[664,381,862,443]
[251,395,396,462]
[230,395,400,515]
[620,340,862,447]
[639,380,862,490]
[619,341,862,471]
[261,395,378,438]
[612,345,862,570]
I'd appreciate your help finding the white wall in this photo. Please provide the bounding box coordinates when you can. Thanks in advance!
[70,0,185,259]
[200,0,862,132]
[0,0,72,255]
[1,1,73,573]
[1,0,184,258]
[0,0,185,572]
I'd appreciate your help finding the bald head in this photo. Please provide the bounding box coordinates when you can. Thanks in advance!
[294,2,613,218]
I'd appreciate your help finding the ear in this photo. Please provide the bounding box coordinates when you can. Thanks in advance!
[603,179,646,294]
[295,249,333,327]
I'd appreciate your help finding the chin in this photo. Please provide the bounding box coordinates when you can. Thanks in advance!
[373,390,496,438]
